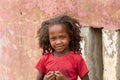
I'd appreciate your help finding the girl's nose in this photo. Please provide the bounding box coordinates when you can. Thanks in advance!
[56,39,61,44]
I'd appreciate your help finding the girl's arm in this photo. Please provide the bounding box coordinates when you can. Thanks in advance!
[81,73,89,80]
[36,72,44,80]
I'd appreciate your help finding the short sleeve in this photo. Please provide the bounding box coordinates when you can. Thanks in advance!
[36,56,46,75]
[77,56,89,78]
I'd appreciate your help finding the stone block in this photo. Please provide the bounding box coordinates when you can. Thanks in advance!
[102,30,120,80]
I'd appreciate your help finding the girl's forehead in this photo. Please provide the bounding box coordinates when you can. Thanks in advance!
[49,24,67,32]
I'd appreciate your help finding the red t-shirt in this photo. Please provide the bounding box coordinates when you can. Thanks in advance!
[36,51,89,80]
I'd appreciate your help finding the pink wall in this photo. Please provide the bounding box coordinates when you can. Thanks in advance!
[0,0,120,80]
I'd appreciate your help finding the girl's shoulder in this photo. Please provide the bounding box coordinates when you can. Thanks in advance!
[70,51,84,61]
[70,51,82,57]
[40,52,52,60]
[43,52,51,56]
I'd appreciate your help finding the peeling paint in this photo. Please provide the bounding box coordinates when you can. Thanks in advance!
[0,37,9,48]
[102,29,119,80]
[102,30,117,57]
[8,29,14,36]
[13,44,17,50]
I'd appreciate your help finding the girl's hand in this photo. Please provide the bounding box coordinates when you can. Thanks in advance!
[54,71,68,80]
[43,71,56,80]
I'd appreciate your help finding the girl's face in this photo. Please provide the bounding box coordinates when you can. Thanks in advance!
[49,24,70,54]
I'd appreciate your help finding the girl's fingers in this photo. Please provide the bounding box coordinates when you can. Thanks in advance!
[49,75,56,80]
[46,71,54,75]
[44,75,55,80]
[54,71,63,78]
[54,71,61,75]
[54,71,68,80]
[44,71,56,80]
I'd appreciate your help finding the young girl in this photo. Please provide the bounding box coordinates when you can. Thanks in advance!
[36,15,89,80]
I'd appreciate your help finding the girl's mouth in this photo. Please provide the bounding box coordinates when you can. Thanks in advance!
[55,46,63,49]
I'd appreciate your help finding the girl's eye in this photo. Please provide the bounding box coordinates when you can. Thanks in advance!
[60,35,66,39]
[50,37,56,41]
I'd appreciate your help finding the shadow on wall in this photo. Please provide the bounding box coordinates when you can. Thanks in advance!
[80,27,103,80]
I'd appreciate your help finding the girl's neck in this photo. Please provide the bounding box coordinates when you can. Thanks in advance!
[53,48,70,57]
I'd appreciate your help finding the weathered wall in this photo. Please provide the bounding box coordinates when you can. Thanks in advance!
[102,30,120,80]
[0,0,120,29]
[0,0,120,80]
[81,28,120,80]
[0,26,42,80]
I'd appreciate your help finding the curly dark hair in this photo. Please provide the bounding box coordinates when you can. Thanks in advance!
[37,15,82,55]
